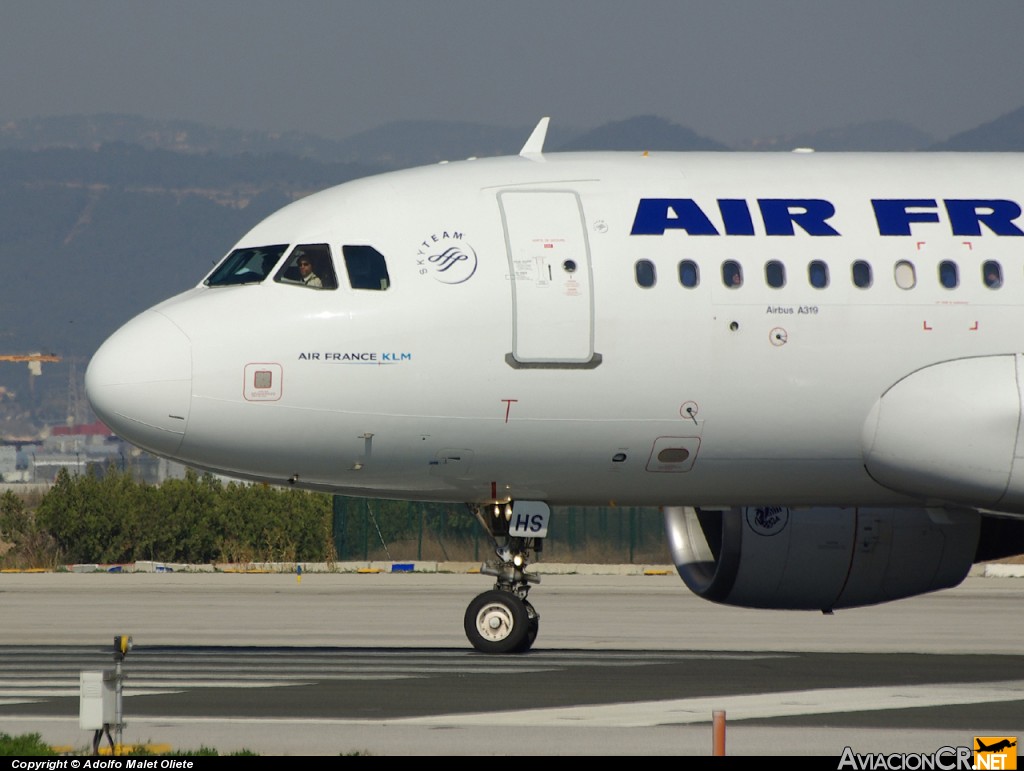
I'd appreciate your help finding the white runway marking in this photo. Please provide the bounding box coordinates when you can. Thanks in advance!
[6,680,1020,731]
[393,680,1024,728]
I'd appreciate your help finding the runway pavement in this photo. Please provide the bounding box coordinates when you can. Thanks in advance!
[0,570,1021,755]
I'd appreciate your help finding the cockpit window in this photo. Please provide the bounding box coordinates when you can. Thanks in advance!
[274,244,338,290]
[343,245,391,290]
[205,245,288,287]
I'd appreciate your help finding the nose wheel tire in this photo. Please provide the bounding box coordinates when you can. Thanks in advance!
[465,590,535,654]
[518,599,539,653]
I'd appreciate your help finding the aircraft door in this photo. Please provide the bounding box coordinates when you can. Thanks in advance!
[499,190,598,367]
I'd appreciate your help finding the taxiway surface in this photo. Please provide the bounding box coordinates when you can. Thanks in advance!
[0,571,1020,755]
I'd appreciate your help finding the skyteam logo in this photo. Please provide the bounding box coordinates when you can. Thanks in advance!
[745,506,789,536]
[416,230,478,284]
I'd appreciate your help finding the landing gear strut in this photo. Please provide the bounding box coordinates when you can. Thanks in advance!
[463,502,545,653]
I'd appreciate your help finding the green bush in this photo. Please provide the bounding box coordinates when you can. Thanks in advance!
[0,731,56,755]
[31,467,333,565]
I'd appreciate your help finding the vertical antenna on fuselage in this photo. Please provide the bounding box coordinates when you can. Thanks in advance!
[520,117,550,156]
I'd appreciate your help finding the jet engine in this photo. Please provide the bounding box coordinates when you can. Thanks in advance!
[664,505,1024,611]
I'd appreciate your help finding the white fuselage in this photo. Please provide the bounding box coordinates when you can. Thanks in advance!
[85,151,1024,511]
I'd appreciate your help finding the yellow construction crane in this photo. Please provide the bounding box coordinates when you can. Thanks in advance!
[0,353,62,399]
[0,354,61,363]
[0,353,61,375]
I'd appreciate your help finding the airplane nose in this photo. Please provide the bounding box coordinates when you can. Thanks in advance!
[85,311,192,457]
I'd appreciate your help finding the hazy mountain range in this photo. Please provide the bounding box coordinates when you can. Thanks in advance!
[0,108,1022,416]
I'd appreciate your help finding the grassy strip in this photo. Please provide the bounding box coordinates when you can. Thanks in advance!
[0,732,262,756]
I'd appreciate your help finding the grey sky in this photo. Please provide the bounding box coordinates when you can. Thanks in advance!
[3,0,1023,144]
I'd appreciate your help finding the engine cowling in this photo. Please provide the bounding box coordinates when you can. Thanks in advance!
[862,354,1024,514]
[663,505,983,611]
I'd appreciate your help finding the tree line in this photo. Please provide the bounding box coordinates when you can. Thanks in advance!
[0,467,667,568]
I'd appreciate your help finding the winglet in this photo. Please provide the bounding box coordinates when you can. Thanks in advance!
[520,117,550,156]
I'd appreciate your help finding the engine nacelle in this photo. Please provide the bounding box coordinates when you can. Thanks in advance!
[663,506,982,611]
[862,355,1024,514]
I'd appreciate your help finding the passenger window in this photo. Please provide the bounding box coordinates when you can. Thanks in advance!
[722,260,742,288]
[938,260,958,289]
[983,261,1003,288]
[678,260,699,288]
[894,260,916,290]
[765,260,786,288]
[635,259,656,288]
[343,245,391,290]
[274,244,338,290]
[852,260,872,288]
[808,260,829,289]
[205,245,289,287]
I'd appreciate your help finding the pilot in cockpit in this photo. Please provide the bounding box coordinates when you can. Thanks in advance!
[297,253,323,288]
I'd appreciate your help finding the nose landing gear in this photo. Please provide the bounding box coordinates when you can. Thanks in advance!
[463,501,548,653]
